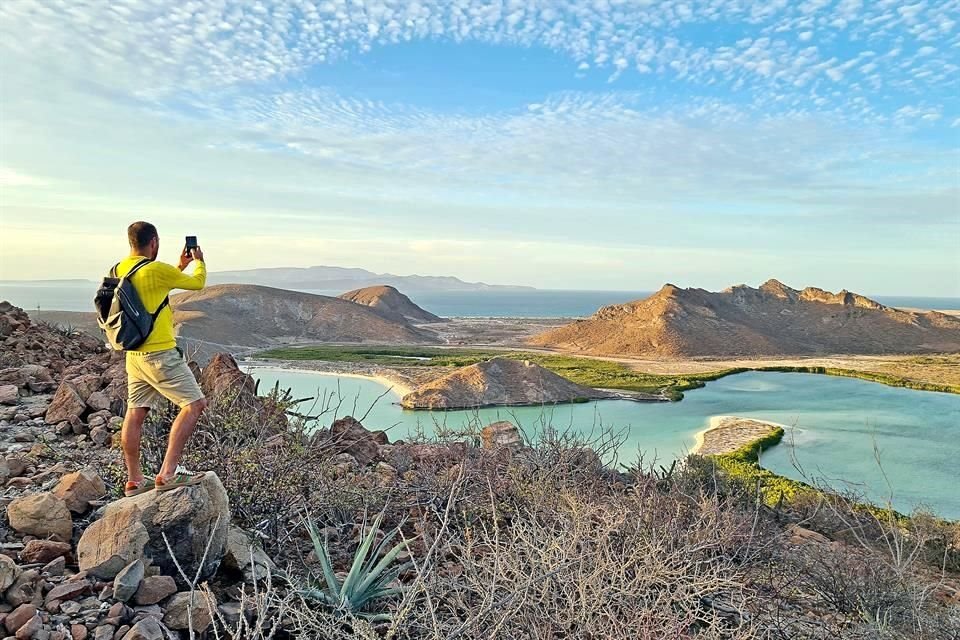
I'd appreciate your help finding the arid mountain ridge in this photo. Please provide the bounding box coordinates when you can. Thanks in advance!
[529,279,960,358]
[171,284,437,350]
[338,285,445,324]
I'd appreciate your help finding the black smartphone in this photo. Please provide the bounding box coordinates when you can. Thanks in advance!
[185,236,198,251]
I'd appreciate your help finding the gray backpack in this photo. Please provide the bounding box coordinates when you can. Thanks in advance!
[94,259,169,351]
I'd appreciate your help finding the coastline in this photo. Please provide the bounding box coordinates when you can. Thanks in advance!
[241,361,415,398]
[692,415,789,456]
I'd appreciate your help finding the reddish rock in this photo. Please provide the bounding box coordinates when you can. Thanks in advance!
[71,624,88,640]
[325,417,383,466]
[20,540,71,564]
[13,612,41,640]
[132,577,176,606]
[45,383,87,424]
[4,604,37,635]
[45,580,89,604]
[53,470,106,514]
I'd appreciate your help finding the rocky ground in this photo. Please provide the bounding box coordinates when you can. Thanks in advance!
[3,301,959,639]
[0,302,540,640]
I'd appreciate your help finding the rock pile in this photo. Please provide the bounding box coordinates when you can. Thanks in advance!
[0,302,104,374]
[0,466,254,640]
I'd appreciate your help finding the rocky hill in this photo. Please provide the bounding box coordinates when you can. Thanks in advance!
[171,284,436,349]
[338,285,445,324]
[400,357,613,409]
[529,279,960,358]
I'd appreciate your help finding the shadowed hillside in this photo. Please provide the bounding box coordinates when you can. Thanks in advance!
[530,279,960,358]
[339,285,445,324]
[171,284,436,348]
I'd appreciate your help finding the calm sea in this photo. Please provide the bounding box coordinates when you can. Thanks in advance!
[1,281,958,318]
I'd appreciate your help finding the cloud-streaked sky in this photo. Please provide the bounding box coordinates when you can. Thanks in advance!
[0,0,957,295]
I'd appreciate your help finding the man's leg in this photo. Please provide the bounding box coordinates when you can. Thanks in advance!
[157,398,208,482]
[121,407,150,484]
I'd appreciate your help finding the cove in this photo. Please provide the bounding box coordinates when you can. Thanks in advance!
[245,367,960,520]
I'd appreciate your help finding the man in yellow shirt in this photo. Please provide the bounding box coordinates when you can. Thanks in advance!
[118,221,208,496]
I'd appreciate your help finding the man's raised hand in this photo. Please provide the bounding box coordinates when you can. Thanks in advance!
[178,247,193,271]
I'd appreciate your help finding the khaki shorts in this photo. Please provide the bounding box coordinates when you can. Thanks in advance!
[126,348,204,410]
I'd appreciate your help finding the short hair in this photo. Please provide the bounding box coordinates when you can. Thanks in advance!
[127,221,158,249]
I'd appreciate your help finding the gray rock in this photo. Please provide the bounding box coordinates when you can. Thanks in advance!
[0,384,18,405]
[42,556,67,578]
[5,569,41,607]
[112,561,144,603]
[0,553,20,592]
[93,625,115,640]
[222,526,278,583]
[162,592,214,632]
[120,618,163,640]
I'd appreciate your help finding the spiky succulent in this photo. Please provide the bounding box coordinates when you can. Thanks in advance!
[302,513,411,621]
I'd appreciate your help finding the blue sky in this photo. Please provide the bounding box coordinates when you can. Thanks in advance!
[0,0,957,295]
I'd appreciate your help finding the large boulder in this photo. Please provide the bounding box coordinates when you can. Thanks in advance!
[323,416,384,466]
[199,353,255,400]
[77,472,229,583]
[7,492,72,542]
[45,382,87,424]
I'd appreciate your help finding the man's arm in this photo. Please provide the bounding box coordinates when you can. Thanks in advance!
[160,256,206,291]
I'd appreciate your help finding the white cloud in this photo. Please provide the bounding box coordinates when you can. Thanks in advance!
[0,168,48,187]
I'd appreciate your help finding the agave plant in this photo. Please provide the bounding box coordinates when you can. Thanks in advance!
[302,513,412,621]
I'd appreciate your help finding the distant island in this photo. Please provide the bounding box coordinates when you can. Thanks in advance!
[206,265,535,292]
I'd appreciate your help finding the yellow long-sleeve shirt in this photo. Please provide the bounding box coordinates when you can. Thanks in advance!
[116,256,206,353]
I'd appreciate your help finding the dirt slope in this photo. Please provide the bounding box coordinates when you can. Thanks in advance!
[400,357,613,409]
[338,285,444,323]
[171,284,435,348]
[529,279,960,358]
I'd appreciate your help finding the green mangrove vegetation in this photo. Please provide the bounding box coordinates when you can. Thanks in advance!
[255,345,960,399]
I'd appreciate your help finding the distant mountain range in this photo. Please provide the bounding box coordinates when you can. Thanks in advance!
[530,279,960,358]
[205,266,534,292]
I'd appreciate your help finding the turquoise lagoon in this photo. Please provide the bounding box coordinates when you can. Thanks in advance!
[246,367,960,520]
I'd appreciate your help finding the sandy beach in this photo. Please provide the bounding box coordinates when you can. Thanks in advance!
[240,360,416,397]
[692,415,789,456]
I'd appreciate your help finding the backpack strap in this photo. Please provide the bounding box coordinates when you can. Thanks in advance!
[119,258,170,317]
[152,296,170,320]
[124,258,152,279]
[109,262,120,278]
